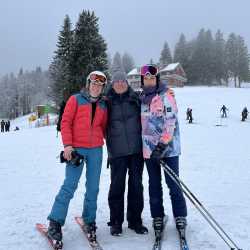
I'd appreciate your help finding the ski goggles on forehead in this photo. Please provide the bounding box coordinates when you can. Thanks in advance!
[90,80,105,86]
[140,65,158,76]
[89,73,107,83]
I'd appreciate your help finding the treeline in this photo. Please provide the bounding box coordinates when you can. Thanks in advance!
[0,67,50,119]
[0,10,109,118]
[107,29,250,87]
[159,29,250,87]
[1,10,250,118]
[109,52,135,74]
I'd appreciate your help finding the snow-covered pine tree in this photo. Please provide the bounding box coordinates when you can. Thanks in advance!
[236,36,249,87]
[174,33,190,79]
[70,10,108,92]
[191,29,215,84]
[122,52,135,74]
[225,33,239,87]
[0,67,50,118]
[213,30,227,85]
[159,41,172,69]
[49,15,73,106]
[111,52,124,76]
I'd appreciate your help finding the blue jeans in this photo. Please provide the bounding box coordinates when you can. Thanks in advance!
[48,147,103,226]
[145,156,187,218]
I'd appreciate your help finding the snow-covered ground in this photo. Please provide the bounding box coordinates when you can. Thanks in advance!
[0,87,250,250]
[10,113,58,130]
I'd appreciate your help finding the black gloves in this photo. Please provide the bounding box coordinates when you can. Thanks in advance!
[60,150,84,167]
[151,142,167,161]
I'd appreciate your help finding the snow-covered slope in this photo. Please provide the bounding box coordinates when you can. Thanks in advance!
[0,87,249,250]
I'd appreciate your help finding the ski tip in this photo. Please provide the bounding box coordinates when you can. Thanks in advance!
[74,216,84,226]
[74,216,82,221]
[36,223,47,229]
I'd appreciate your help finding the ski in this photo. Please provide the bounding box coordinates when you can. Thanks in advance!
[152,216,168,250]
[152,235,163,250]
[177,228,190,250]
[36,223,63,250]
[75,216,103,250]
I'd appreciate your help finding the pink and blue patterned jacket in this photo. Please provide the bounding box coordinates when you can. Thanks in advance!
[141,86,181,159]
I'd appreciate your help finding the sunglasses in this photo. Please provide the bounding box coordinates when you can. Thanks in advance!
[89,73,107,83]
[140,65,158,76]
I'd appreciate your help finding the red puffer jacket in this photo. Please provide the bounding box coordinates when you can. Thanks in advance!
[61,92,107,148]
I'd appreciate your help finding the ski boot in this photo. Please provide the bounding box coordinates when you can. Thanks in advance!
[153,217,164,240]
[128,222,148,234]
[175,216,187,238]
[47,220,63,249]
[175,217,187,230]
[109,222,122,236]
[84,222,98,246]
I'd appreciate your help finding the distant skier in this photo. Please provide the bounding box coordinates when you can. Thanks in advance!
[14,126,20,131]
[241,107,248,121]
[5,120,10,132]
[220,105,228,118]
[1,120,5,132]
[187,108,193,123]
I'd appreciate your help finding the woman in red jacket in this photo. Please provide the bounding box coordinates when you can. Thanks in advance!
[47,71,108,247]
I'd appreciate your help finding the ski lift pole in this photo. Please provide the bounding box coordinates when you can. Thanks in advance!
[160,161,243,250]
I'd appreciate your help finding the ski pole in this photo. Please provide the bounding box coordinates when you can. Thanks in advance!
[165,167,235,250]
[160,162,243,250]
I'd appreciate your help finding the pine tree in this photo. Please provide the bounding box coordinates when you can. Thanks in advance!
[191,29,206,84]
[159,41,172,69]
[174,34,190,79]
[149,58,154,64]
[174,34,187,63]
[213,30,226,84]
[237,36,249,87]
[0,67,51,119]
[204,29,216,84]
[191,29,215,84]
[49,15,73,105]
[70,10,108,92]
[122,52,135,73]
[107,52,112,75]
[111,52,124,75]
[225,33,239,87]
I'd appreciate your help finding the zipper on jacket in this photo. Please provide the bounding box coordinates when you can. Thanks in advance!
[89,103,93,147]
[90,102,98,147]
[120,97,130,154]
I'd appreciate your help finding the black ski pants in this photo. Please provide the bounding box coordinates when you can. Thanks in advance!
[108,153,144,226]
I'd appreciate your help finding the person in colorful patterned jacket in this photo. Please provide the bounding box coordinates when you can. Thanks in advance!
[47,71,108,245]
[139,64,187,236]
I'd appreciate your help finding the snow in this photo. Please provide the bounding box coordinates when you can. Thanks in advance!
[10,113,58,130]
[127,68,140,76]
[0,87,250,250]
[161,63,180,72]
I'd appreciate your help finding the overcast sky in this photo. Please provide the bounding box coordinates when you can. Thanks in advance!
[0,0,249,76]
